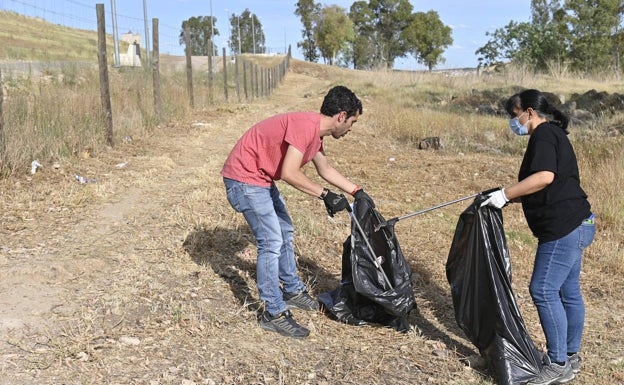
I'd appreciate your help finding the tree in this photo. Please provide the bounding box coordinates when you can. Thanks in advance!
[295,0,322,62]
[565,0,621,73]
[229,9,264,54]
[476,21,532,67]
[403,10,452,71]
[528,0,569,69]
[348,1,378,69]
[348,0,413,69]
[179,16,219,56]
[475,1,569,71]
[476,0,623,74]
[314,6,353,65]
[228,13,242,54]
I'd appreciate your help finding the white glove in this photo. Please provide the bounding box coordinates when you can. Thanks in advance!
[480,188,509,209]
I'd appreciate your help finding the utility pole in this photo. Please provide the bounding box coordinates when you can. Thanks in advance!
[225,8,230,55]
[210,0,214,72]
[251,14,255,54]
[110,0,120,67]
[142,0,150,65]
[237,16,241,55]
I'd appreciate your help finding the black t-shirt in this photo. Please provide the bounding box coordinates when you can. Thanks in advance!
[519,122,591,243]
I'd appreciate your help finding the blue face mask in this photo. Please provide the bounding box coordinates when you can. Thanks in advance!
[509,112,529,135]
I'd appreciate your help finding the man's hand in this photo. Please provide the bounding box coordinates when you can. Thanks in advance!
[322,189,350,217]
[354,189,375,208]
[480,188,509,209]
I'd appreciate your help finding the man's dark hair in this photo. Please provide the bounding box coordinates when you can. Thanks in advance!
[320,86,363,118]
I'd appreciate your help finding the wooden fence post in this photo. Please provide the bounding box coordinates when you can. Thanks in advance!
[254,64,259,98]
[243,61,248,101]
[208,43,214,104]
[234,56,241,103]
[267,68,271,95]
[272,67,276,92]
[250,63,255,100]
[184,29,194,108]
[96,3,114,147]
[222,48,228,102]
[261,68,266,97]
[0,69,4,165]
[152,18,162,119]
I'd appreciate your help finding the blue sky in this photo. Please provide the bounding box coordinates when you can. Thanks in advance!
[1,0,532,69]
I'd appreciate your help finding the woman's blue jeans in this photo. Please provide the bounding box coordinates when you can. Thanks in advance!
[529,220,595,363]
[223,178,306,316]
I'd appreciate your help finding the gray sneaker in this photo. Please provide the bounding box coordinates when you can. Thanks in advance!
[528,355,575,385]
[259,310,309,339]
[284,291,320,311]
[568,353,581,374]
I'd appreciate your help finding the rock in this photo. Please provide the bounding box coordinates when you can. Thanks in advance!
[119,336,141,346]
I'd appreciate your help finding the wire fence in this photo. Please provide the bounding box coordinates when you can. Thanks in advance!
[0,0,290,57]
[0,3,292,174]
[1,0,183,55]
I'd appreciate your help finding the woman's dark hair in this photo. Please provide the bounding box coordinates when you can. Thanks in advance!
[320,85,363,118]
[505,89,569,134]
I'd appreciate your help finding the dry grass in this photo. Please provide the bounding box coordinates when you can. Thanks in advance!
[0,56,286,174]
[1,14,623,385]
[0,60,622,384]
[0,11,117,62]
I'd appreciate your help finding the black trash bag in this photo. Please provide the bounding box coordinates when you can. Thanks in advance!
[318,196,415,332]
[446,196,541,385]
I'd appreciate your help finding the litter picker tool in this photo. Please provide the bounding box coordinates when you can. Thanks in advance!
[374,192,481,232]
[346,205,393,289]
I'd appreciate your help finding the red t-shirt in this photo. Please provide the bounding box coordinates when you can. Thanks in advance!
[221,112,324,187]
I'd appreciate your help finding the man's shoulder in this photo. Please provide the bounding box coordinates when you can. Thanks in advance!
[285,111,319,120]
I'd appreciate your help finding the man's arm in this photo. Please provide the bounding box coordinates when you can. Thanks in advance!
[280,145,327,198]
[310,150,358,195]
[280,146,359,198]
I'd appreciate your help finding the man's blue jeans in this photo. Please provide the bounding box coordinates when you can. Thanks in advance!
[529,219,595,363]
[223,178,306,316]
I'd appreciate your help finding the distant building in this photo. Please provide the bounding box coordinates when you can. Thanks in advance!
[120,31,141,46]
[118,32,142,67]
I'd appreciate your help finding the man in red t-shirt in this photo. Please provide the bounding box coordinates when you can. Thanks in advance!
[222,85,374,338]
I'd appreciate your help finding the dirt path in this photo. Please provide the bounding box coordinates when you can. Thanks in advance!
[0,69,323,328]
[0,70,338,383]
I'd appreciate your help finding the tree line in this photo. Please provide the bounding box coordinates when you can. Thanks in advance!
[177,1,453,71]
[179,8,266,56]
[476,0,624,74]
[178,0,623,74]
[295,0,453,71]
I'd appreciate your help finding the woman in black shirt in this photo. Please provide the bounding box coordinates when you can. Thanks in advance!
[482,89,595,385]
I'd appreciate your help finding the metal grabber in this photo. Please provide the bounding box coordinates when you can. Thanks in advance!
[373,193,480,232]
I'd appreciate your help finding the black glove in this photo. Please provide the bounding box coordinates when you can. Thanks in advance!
[322,189,350,217]
[354,189,375,208]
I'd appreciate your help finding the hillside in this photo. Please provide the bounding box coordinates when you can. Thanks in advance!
[0,11,109,62]
[0,10,241,75]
